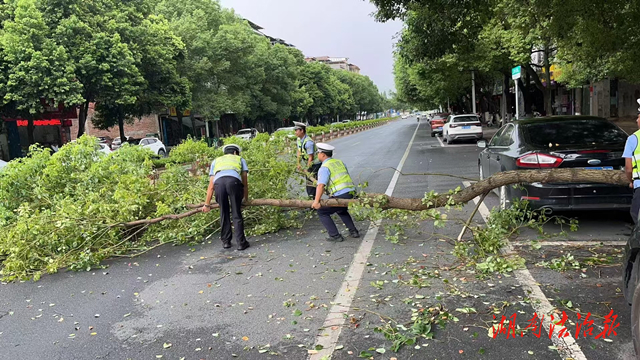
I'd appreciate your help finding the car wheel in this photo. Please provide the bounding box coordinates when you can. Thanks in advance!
[499,185,509,210]
[158,149,166,158]
[431,132,435,137]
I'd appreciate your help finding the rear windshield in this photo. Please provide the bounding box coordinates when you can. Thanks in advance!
[452,116,478,123]
[523,120,628,148]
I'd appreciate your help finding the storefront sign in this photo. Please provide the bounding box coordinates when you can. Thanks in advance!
[169,107,191,116]
[16,119,62,127]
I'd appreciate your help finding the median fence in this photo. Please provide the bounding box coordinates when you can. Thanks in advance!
[307,117,396,143]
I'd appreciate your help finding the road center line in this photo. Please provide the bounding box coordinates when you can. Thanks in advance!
[310,121,421,360]
[462,181,588,360]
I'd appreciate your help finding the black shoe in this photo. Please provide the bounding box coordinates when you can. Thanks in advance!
[222,242,232,249]
[326,234,345,242]
[236,242,251,251]
[349,229,360,238]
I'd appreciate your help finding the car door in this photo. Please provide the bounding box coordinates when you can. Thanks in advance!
[482,125,507,178]
[490,124,516,175]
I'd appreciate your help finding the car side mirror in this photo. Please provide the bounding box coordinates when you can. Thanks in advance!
[477,139,487,148]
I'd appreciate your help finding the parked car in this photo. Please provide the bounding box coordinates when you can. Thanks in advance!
[111,136,128,150]
[430,117,446,137]
[271,127,296,140]
[139,137,167,157]
[429,113,449,124]
[98,143,112,155]
[236,128,259,140]
[477,116,631,211]
[443,114,483,143]
[97,136,113,149]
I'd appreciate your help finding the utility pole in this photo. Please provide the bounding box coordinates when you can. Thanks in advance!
[471,70,476,114]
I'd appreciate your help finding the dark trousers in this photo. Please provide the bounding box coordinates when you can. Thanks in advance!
[214,176,248,247]
[317,192,357,237]
[306,163,322,198]
[632,188,640,224]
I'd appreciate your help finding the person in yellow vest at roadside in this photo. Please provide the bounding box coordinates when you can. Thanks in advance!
[625,105,640,224]
[294,121,322,199]
[202,144,250,251]
[311,143,360,242]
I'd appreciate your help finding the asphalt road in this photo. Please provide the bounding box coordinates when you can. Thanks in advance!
[0,116,634,360]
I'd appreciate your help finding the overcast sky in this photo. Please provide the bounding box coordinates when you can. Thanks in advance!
[219,0,403,94]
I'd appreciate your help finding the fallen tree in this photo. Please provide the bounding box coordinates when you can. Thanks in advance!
[120,168,630,227]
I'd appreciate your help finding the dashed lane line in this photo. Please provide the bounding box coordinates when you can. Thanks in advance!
[462,181,588,360]
[309,121,421,360]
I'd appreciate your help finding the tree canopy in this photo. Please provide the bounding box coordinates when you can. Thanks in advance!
[373,0,640,113]
[0,0,389,147]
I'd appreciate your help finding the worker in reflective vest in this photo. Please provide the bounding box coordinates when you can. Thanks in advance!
[311,143,360,242]
[624,106,640,223]
[295,121,322,199]
[202,144,250,251]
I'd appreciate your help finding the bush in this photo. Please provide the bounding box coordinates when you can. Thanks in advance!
[0,133,299,281]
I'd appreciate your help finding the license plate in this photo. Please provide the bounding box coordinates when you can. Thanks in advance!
[437,127,443,130]
[462,126,471,129]
[584,166,613,170]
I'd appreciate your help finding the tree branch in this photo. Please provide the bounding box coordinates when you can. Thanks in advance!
[116,169,629,228]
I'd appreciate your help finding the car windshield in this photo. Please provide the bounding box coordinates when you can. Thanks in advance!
[237,129,252,135]
[522,120,628,148]
[453,116,477,123]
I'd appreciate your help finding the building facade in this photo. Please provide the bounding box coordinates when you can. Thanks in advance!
[305,56,361,74]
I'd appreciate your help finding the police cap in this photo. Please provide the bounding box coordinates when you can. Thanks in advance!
[223,144,242,154]
[316,143,335,154]
[293,121,307,130]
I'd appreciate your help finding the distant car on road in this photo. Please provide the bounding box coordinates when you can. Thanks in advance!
[443,114,483,143]
[236,128,259,140]
[477,116,631,211]
[341,120,352,124]
[139,137,167,157]
[401,115,408,119]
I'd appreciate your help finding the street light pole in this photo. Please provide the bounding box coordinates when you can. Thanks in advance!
[471,71,476,114]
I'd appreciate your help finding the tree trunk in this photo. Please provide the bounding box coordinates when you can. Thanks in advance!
[118,110,126,144]
[77,101,89,138]
[27,117,35,145]
[119,169,630,228]
[543,45,553,115]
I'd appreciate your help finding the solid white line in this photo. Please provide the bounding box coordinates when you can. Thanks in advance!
[511,240,626,247]
[462,182,588,360]
[310,122,421,360]
[437,135,445,147]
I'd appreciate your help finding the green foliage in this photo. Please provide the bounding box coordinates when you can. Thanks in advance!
[0,132,298,281]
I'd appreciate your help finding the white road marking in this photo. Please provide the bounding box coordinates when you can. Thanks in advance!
[511,240,626,247]
[351,141,361,147]
[437,135,445,147]
[462,181,588,360]
[310,122,421,360]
